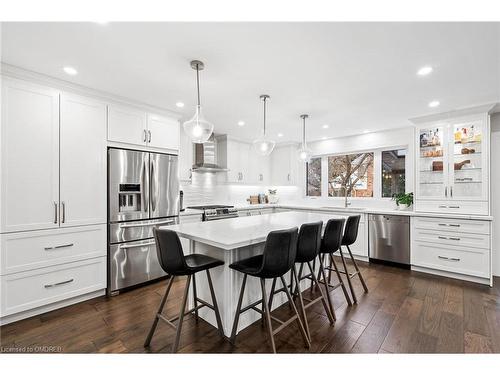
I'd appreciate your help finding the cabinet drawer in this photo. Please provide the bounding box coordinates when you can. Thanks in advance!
[411,242,489,278]
[416,200,489,216]
[0,225,106,275]
[413,228,490,250]
[413,217,490,235]
[0,257,106,316]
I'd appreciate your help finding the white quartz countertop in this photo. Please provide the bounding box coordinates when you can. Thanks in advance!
[164,211,348,250]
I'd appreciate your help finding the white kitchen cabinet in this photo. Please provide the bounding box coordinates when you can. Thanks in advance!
[60,94,107,227]
[217,135,251,183]
[1,79,60,233]
[107,104,147,146]
[248,154,271,184]
[413,108,491,215]
[179,130,194,181]
[270,144,300,186]
[147,113,180,151]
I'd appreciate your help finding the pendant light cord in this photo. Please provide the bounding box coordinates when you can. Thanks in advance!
[263,96,267,136]
[196,64,201,106]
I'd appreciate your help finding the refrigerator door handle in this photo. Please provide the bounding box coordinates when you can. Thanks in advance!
[142,158,149,216]
[151,159,156,213]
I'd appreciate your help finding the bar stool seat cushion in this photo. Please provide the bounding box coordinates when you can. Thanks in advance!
[184,254,224,274]
[229,254,263,276]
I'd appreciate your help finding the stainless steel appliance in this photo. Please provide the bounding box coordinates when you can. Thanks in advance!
[368,214,410,267]
[108,148,179,294]
[187,205,238,221]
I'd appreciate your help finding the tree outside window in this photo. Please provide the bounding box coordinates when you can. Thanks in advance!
[306,157,321,196]
[328,153,374,201]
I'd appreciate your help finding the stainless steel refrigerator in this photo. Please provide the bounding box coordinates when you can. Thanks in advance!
[108,148,179,294]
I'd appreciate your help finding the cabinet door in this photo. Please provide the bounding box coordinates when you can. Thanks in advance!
[179,131,193,181]
[238,142,250,183]
[1,79,60,233]
[60,94,107,227]
[416,124,449,200]
[225,139,242,183]
[448,115,488,202]
[271,146,291,185]
[147,114,180,151]
[107,105,147,146]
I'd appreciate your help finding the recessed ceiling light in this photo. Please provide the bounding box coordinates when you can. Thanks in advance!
[175,102,185,108]
[428,100,440,108]
[63,66,78,76]
[322,136,327,140]
[237,121,245,126]
[363,130,370,134]
[277,133,284,137]
[322,124,329,129]
[417,66,433,76]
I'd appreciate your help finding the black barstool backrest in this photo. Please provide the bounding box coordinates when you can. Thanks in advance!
[342,215,361,246]
[258,228,298,278]
[321,218,345,254]
[153,228,188,275]
[296,221,323,263]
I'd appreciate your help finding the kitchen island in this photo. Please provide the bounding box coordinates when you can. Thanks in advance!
[162,211,348,337]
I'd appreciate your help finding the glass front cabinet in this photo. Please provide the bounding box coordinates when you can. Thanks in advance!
[414,111,490,215]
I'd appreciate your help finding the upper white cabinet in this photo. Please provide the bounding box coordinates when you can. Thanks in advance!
[107,105,147,146]
[147,113,180,150]
[1,79,107,233]
[413,108,491,215]
[217,135,250,183]
[60,93,107,227]
[108,105,180,152]
[1,79,60,233]
[270,144,300,186]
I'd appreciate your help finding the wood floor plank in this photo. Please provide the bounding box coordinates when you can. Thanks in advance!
[435,312,464,353]
[351,310,395,353]
[464,331,494,353]
[320,319,366,353]
[463,285,489,336]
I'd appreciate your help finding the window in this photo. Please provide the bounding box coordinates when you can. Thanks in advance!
[328,153,374,197]
[382,149,406,197]
[306,157,321,196]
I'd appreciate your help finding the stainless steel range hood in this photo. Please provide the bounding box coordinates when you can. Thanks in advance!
[192,134,228,173]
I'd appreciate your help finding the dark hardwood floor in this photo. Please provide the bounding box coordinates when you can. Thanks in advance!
[1,261,499,353]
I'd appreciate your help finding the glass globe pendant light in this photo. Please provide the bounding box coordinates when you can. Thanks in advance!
[182,60,214,143]
[252,94,276,156]
[298,114,313,163]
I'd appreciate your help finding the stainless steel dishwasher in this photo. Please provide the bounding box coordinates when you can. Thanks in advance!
[368,214,410,268]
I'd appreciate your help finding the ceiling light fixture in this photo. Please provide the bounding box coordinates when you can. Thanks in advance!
[322,136,327,140]
[322,124,329,129]
[63,66,78,76]
[363,130,370,134]
[278,133,284,137]
[298,114,313,163]
[428,100,440,108]
[252,95,275,156]
[237,121,245,126]
[182,60,214,143]
[175,102,185,108]
[417,66,433,76]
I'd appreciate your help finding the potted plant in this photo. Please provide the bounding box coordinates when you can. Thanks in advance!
[392,192,413,210]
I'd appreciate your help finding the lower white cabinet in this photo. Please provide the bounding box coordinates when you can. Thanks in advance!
[411,216,491,285]
[0,257,106,317]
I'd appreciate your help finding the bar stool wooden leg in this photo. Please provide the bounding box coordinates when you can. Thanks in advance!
[330,254,353,306]
[339,248,357,304]
[291,268,310,341]
[268,277,277,312]
[144,275,175,347]
[293,263,304,297]
[346,245,369,293]
[206,269,224,337]
[310,258,316,292]
[192,273,199,321]
[230,274,247,344]
[279,276,311,349]
[172,275,191,353]
[306,262,335,324]
[318,257,336,321]
[260,278,277,353]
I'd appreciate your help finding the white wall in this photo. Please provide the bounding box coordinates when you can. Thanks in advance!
[296,126,415,208]
[491,113,500,276]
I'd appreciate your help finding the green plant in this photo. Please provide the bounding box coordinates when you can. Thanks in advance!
[392,192,413,206]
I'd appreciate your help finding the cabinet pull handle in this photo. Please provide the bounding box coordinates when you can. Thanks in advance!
[61,201,66,223]
[44,278,74,288]
[54,202,58,224]
[148,130,152,143]
[438,205,447,209]
[438,223,461,227]
[438,236,461,241]
[143,129,147,142]
[120,241,156,249]
[450,186,453,198]
[438,236,448,240]
[287,173,291,181]
[448,205,460,209]
[445,186,447,198]
[438,256,460,262]
[44,243,74,251]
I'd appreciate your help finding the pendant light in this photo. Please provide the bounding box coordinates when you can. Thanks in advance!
[182,60,214,143]
[298,114,313,163]
[252,94,276,156]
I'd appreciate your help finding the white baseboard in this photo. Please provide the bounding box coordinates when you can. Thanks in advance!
[411,266,492,287]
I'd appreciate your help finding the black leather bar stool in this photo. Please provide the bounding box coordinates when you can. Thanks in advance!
[335,215,369,303]
[229,228,310,353]
[268,221,335,341]
[144,228,225,353]
[316,218,353,318]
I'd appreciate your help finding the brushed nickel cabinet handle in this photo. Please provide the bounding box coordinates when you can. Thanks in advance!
[449,237,461,241]
[445,186,447,198]
[450,186,453,198]
[438,223,461,227]
[44,278,74,288]
[438,236,448,240]
[54,202,58,224]
[448,205,460,209]
[44,243,74,251]
[143,129,147,142]
[148,130,152,143]
[438,256,460,262]
[61,201,66,223]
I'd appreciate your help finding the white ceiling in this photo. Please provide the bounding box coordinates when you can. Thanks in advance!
[1,22,499,143]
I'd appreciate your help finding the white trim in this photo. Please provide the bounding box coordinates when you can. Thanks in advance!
[411,265,491,286]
